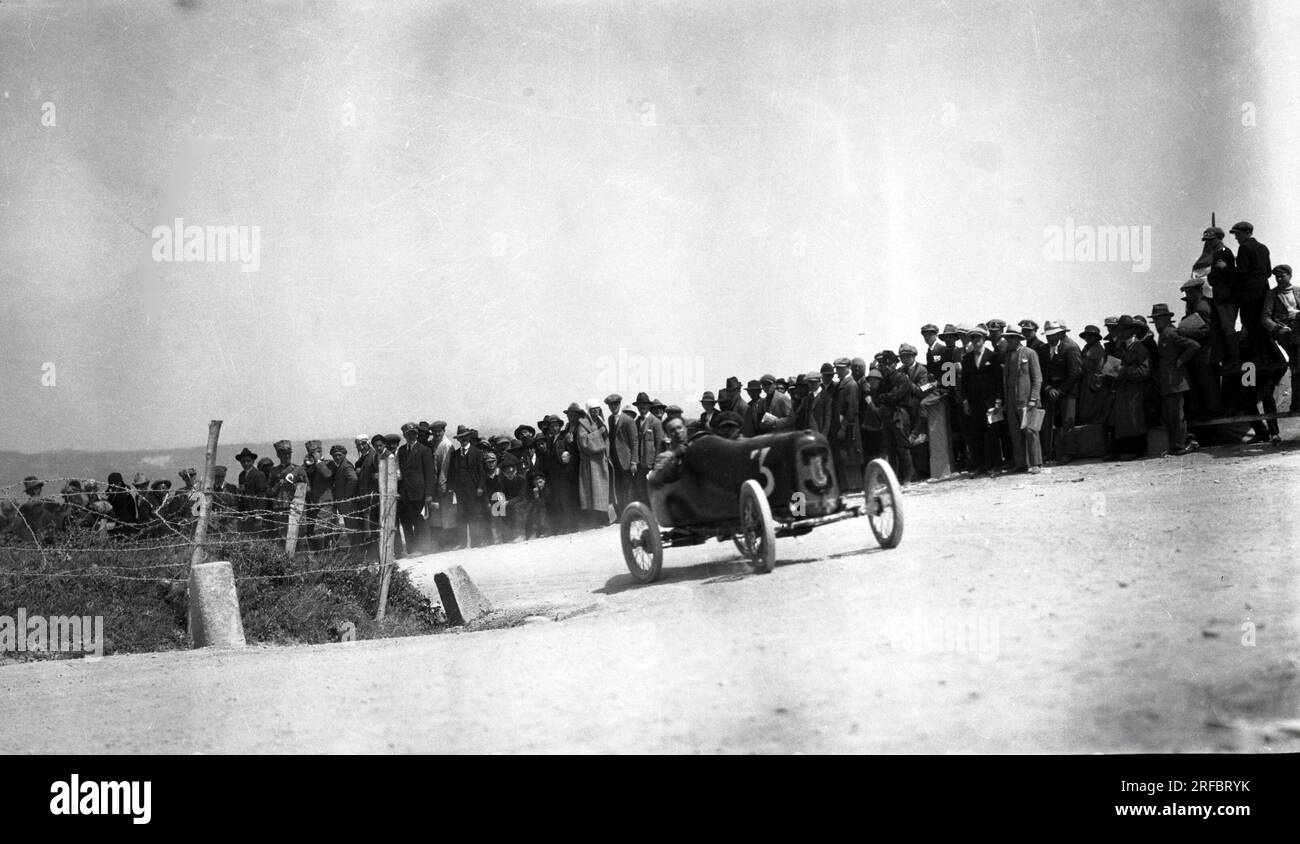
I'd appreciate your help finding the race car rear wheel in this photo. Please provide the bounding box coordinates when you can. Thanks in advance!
[865,458,904,549]
[739,479,776,573]
[620,502,664,584]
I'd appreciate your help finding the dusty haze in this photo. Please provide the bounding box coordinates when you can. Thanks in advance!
[2,0,1297,454]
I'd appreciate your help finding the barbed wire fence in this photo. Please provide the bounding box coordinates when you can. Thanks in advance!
[1,421,406,620]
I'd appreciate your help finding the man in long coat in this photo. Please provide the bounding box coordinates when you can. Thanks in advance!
[831,357,864,490]
[1041,321,1083,464]
[1076,326,1112,426]
[428,421,458,548]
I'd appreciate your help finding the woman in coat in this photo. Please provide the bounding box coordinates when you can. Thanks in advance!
[564,402,613,527]
[1109,316,1152,458]
[1076,325,1113,425]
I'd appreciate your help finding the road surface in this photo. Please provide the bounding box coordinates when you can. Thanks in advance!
[2,437,1298,753]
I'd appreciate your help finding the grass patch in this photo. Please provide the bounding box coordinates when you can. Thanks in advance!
[0,530,441,663]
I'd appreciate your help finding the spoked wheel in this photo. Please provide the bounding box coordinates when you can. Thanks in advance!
[864,458,905,548]
[732,533,750,557]
[620,502,664,583]
[738,479,776,573]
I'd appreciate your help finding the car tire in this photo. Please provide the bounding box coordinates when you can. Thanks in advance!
[620,501,663,583]
[739,479,777,573]
[865,458,905,549]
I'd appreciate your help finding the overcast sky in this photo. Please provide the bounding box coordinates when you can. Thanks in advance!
[2,0,1298,453]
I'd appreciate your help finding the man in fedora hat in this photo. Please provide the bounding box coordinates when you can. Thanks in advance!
[1111,316,1153,459]
[956,324,1002,476]
[1041,320,1081,463]
[446,425,486,547]
[1151,304,1202,455]
[234,447,268,535]
[396,422,436,555]
[698,390,719,432]
[741,379,765,437]
[1076,324,1112,426]
[632,393,662,503]
[809,363,837,443]
[829,358,864,489]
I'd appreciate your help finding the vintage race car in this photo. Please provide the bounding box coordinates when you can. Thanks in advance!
[618,429,903,583]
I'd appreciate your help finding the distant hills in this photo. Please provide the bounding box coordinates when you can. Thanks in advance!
[0,438,362,492]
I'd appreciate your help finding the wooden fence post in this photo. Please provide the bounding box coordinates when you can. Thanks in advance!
[284,481,308,556]
[189,420,222,570]
[376,453,398,621]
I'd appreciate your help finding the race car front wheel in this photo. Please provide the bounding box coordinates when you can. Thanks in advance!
[739,479,776,574]
[865,458,904,549]
[620,502,664,584]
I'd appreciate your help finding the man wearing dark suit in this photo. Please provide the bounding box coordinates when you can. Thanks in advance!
[396,422,436,555]
[984,319,1014,468]
[632,393,662,502]
[698,391,719,432]
[741,380,766,437]
[354,434,383,555]
[447,425,487,546]
[1041,320,1083,463]
[955,324,1002,477]
[1231,220,1272,362]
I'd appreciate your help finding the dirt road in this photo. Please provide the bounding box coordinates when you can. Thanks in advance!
[3,436,1298,753]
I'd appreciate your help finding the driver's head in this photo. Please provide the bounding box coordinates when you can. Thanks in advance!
[714,411,742,440]
[664,416,688,444]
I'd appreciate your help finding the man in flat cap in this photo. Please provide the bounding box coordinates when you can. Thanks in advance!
[396,422,436,555]
[809,363,838,445]
[760,373,792,427]
[713,411,743,440]
[328,445,359,553]
[873,351,918,485]
[603,394,636,511]
[1192,225,1238,368]
[1263,264,1300,405]
[830,358,864,489]
[1230,221,1273,362]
